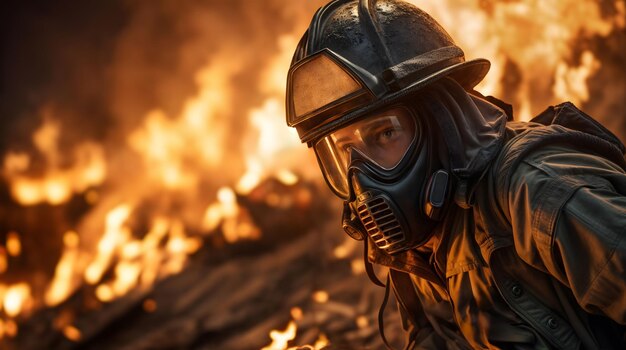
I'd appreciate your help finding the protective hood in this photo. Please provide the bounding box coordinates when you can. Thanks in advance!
[419,78,508,206]
[367,78,509,266]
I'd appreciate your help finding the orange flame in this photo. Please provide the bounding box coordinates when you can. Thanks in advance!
[261,320,297,350]
[6,232,21,257]
[2,114,106,206]
[2,283,32,318]
[412,0,625,120]
[45,231,81,306]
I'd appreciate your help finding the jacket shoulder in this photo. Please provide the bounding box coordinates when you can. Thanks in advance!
[493,103,626,209]
[472,104,626,261]
[532,102,625,153]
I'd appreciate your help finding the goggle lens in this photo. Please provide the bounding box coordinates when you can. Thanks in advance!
[314,107,417,198]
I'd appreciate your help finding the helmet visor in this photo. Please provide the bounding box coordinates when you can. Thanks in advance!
[286,49,376,130]
[314,106,417,198]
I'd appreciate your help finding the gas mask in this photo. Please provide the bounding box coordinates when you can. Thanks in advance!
[314,105,450,255]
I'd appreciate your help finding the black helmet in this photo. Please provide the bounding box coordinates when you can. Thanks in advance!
[286,0,490,145]
[286,0,506,256]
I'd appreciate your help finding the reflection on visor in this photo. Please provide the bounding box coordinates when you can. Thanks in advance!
[314,107,417,198]
[291,54,361,119]
[286,49,376,131]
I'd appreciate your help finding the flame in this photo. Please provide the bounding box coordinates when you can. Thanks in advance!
[412,0,625,120]
[82,211,205,303]
[0,7,307,322]
[127,59,238,190]
[313,333,329,349]
[263,311,331,350]
[2,283,32,318]
[6,232,21,257]
[2,115,106,206]
[45,231,81,306]
[238,34,304,195]
[553,50,601,102]
[63,325,82,342]
[261,320,297,350]
[290,307,303,321]
[85,204,133,285]
[312,290,329,304]
[356,316,369,329]
[202,187,261,243]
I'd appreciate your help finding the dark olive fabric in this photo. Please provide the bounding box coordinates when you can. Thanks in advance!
[370,103,626,349]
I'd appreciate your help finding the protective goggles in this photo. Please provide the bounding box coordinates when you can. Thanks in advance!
[314,106,418,199]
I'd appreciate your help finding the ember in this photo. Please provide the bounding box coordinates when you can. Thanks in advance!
[0,0,624,349]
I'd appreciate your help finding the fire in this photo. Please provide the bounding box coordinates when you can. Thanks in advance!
[85,204,134,285]
[238,34,304,195]
[45,231,81,306]
[553,50,600,102]
[6,232,21,257]
[0,0,622,347]
[413,0,626,120]
[262,320,297,350]
[202,186,261,243]
[314,333,330,349]
[84,211,204,302]
[127,59,238,190]
[312,290,330,304]
[2,283,32,318]
[2,114,107,206]
[62,325,82,342]
[356,315,369,329]
[0,8,308,332]
[262,311,331,350]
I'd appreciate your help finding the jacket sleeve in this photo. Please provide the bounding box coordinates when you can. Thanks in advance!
[507,145,626,324]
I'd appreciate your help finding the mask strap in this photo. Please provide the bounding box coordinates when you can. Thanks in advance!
[363,238,385,287]
[378,273,397,350]
[363,238,397,349]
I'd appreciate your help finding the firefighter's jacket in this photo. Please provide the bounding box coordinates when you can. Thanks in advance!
[369,101,626,349]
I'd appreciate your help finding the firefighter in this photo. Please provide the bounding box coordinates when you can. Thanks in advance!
[285,0,626,349]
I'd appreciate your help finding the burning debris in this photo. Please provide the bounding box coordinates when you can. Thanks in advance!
[0,0,624,349]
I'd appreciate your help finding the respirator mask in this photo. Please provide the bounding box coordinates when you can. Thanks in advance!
[314,105,450,255]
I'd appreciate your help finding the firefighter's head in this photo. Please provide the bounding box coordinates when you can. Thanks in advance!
[285,0,494,254]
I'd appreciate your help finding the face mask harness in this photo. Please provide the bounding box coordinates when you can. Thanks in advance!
[316,103,449,255]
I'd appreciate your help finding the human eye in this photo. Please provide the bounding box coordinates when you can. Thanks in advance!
[375,125,402,146]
